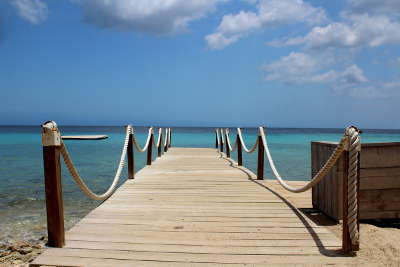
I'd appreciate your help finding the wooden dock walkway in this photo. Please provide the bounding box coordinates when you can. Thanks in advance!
[32,147,356,266]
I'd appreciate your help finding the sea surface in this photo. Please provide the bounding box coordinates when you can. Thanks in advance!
[1,126,400,244]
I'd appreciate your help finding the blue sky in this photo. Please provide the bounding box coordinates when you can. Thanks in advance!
[1,0,399,128]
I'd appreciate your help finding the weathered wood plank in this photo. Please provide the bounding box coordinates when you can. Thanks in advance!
[31,147,353,267]
[62,135,108,140]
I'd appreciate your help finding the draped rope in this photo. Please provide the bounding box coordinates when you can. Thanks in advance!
[154,128,163,148]
[259,126,348,193]
[237,128,258,153]
[60,126,131,201]
[232,126,360,246]
[224,128,238,152]
[132,127,153,152]
[164,128,170,148]
[167,128,171,147]
[215,129,221,147]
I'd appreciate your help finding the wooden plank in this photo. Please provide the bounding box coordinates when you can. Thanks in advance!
[38,248,353,263]
[359,189,400,211]
[31,147,349,267]
[31,254,356,267]
[62,135,108,140]
[62,241,341,254]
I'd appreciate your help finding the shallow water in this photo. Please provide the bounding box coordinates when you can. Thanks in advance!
[1,126,400,243]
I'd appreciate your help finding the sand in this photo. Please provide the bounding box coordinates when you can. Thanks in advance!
[303,210,400,266]
[0,240,43,267]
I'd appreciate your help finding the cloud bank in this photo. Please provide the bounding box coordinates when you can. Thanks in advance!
[77,0,225,35]
[10,0,48,24]
[206,0,326,49]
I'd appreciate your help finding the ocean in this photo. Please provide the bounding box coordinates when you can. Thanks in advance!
[1,126,400,244]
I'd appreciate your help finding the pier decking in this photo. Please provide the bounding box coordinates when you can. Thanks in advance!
[32,148,356,266]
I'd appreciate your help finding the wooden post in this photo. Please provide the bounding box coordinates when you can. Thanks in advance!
[158,131,163,157]
[215,131,218,149]
[225,130,230,158]
[147,133,153,165]
[42,121,65,248]
[219,130,224,152]
[237,134,243,166]
[169,128,172,148]
[342,151,352,253]
[355,151,361,251]
[127,130,134,179]
[164,129,168,153]
[257,135,264,180]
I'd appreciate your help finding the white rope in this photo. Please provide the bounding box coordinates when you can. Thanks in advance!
[164,128,169,148]
[60,126,131,201]
[225,128,237,152]
[167,128,171,147]
[237,128,258,153]
[215,129,221,148]
[259,127,348,193]
[259,126,360,245]
[235,125,360,246]
[154,128,162,148]
[346,127,360,245]
[132,127,153,152]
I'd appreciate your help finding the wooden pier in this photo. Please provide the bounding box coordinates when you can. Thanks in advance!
[31,147,356,266]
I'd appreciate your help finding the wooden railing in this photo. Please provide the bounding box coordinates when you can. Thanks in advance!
[41,122,172,247]
[215,127,361,253]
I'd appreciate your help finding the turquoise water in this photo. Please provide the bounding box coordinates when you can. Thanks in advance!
[1,126,400,243]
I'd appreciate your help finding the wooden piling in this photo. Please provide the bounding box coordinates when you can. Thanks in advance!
[169,128,172,148]
[147,133,153,165]
[257,135,264,180]
[356,151,360,251]
[215,131,218,149]
[225,130,230,158]
[342,151,351,253]
[341,150,360,253]
[158,131,163,157]
[219,130,224,152]
[43,146,65,248]
[237,134,243,166]
[164,129,169,153]
[127,131,134,179]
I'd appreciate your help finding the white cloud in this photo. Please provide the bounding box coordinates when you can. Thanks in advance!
[206,0,326,49]
[77,0,225,35]
[276,14,400,50]
[263,52,332,82]
[263,52,368,95]
[10,0,48,24]
[350,82,400,99]
[348,0,400,15]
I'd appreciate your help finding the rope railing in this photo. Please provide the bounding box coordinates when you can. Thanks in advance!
[60,126,131,201]
[154,128,163,148]
[41,121,172,248]
[132,127,153,152]
[225,129,238,152]
[215,126,361,253]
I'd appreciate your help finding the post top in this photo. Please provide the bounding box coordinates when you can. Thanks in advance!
[42,121,61,146]
[42,121,58,130]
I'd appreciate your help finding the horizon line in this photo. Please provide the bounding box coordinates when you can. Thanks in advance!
[1,124,400,131]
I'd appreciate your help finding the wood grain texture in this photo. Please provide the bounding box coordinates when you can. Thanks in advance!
[43,146,65,248]
[312,141,400,220]
[32,148,356,266]
[61,135,108,140]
